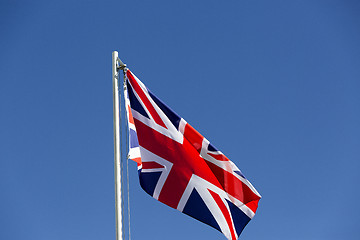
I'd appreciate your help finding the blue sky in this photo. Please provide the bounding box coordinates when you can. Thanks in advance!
[1,1,359,239]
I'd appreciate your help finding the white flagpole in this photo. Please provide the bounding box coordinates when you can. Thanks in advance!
[112,51,125,240]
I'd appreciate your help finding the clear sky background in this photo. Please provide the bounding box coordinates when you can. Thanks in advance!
[1,1,359,240]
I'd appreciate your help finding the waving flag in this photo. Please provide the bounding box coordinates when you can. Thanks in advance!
[124,69,261,240]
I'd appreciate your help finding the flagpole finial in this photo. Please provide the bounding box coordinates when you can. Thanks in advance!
[116,57,127,71]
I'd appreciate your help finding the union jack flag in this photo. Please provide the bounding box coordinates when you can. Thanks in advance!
[124,69,261,240]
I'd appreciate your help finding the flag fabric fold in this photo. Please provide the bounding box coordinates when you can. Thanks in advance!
[123,69,261,240]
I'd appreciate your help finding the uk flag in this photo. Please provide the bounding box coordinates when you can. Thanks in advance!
[124,69,261,240]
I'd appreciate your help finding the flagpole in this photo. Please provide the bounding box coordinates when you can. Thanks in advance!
[112,51,125,240]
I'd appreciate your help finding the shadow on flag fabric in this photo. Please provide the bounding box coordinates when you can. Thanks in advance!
[124,69,261,240]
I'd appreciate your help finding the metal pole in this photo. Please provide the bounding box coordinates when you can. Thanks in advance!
[112,51,123,240]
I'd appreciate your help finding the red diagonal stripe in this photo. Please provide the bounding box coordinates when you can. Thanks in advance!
[127,71,167,128]
[208,153,229,161]
[209,190,237,240]
[142,161,164,169]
